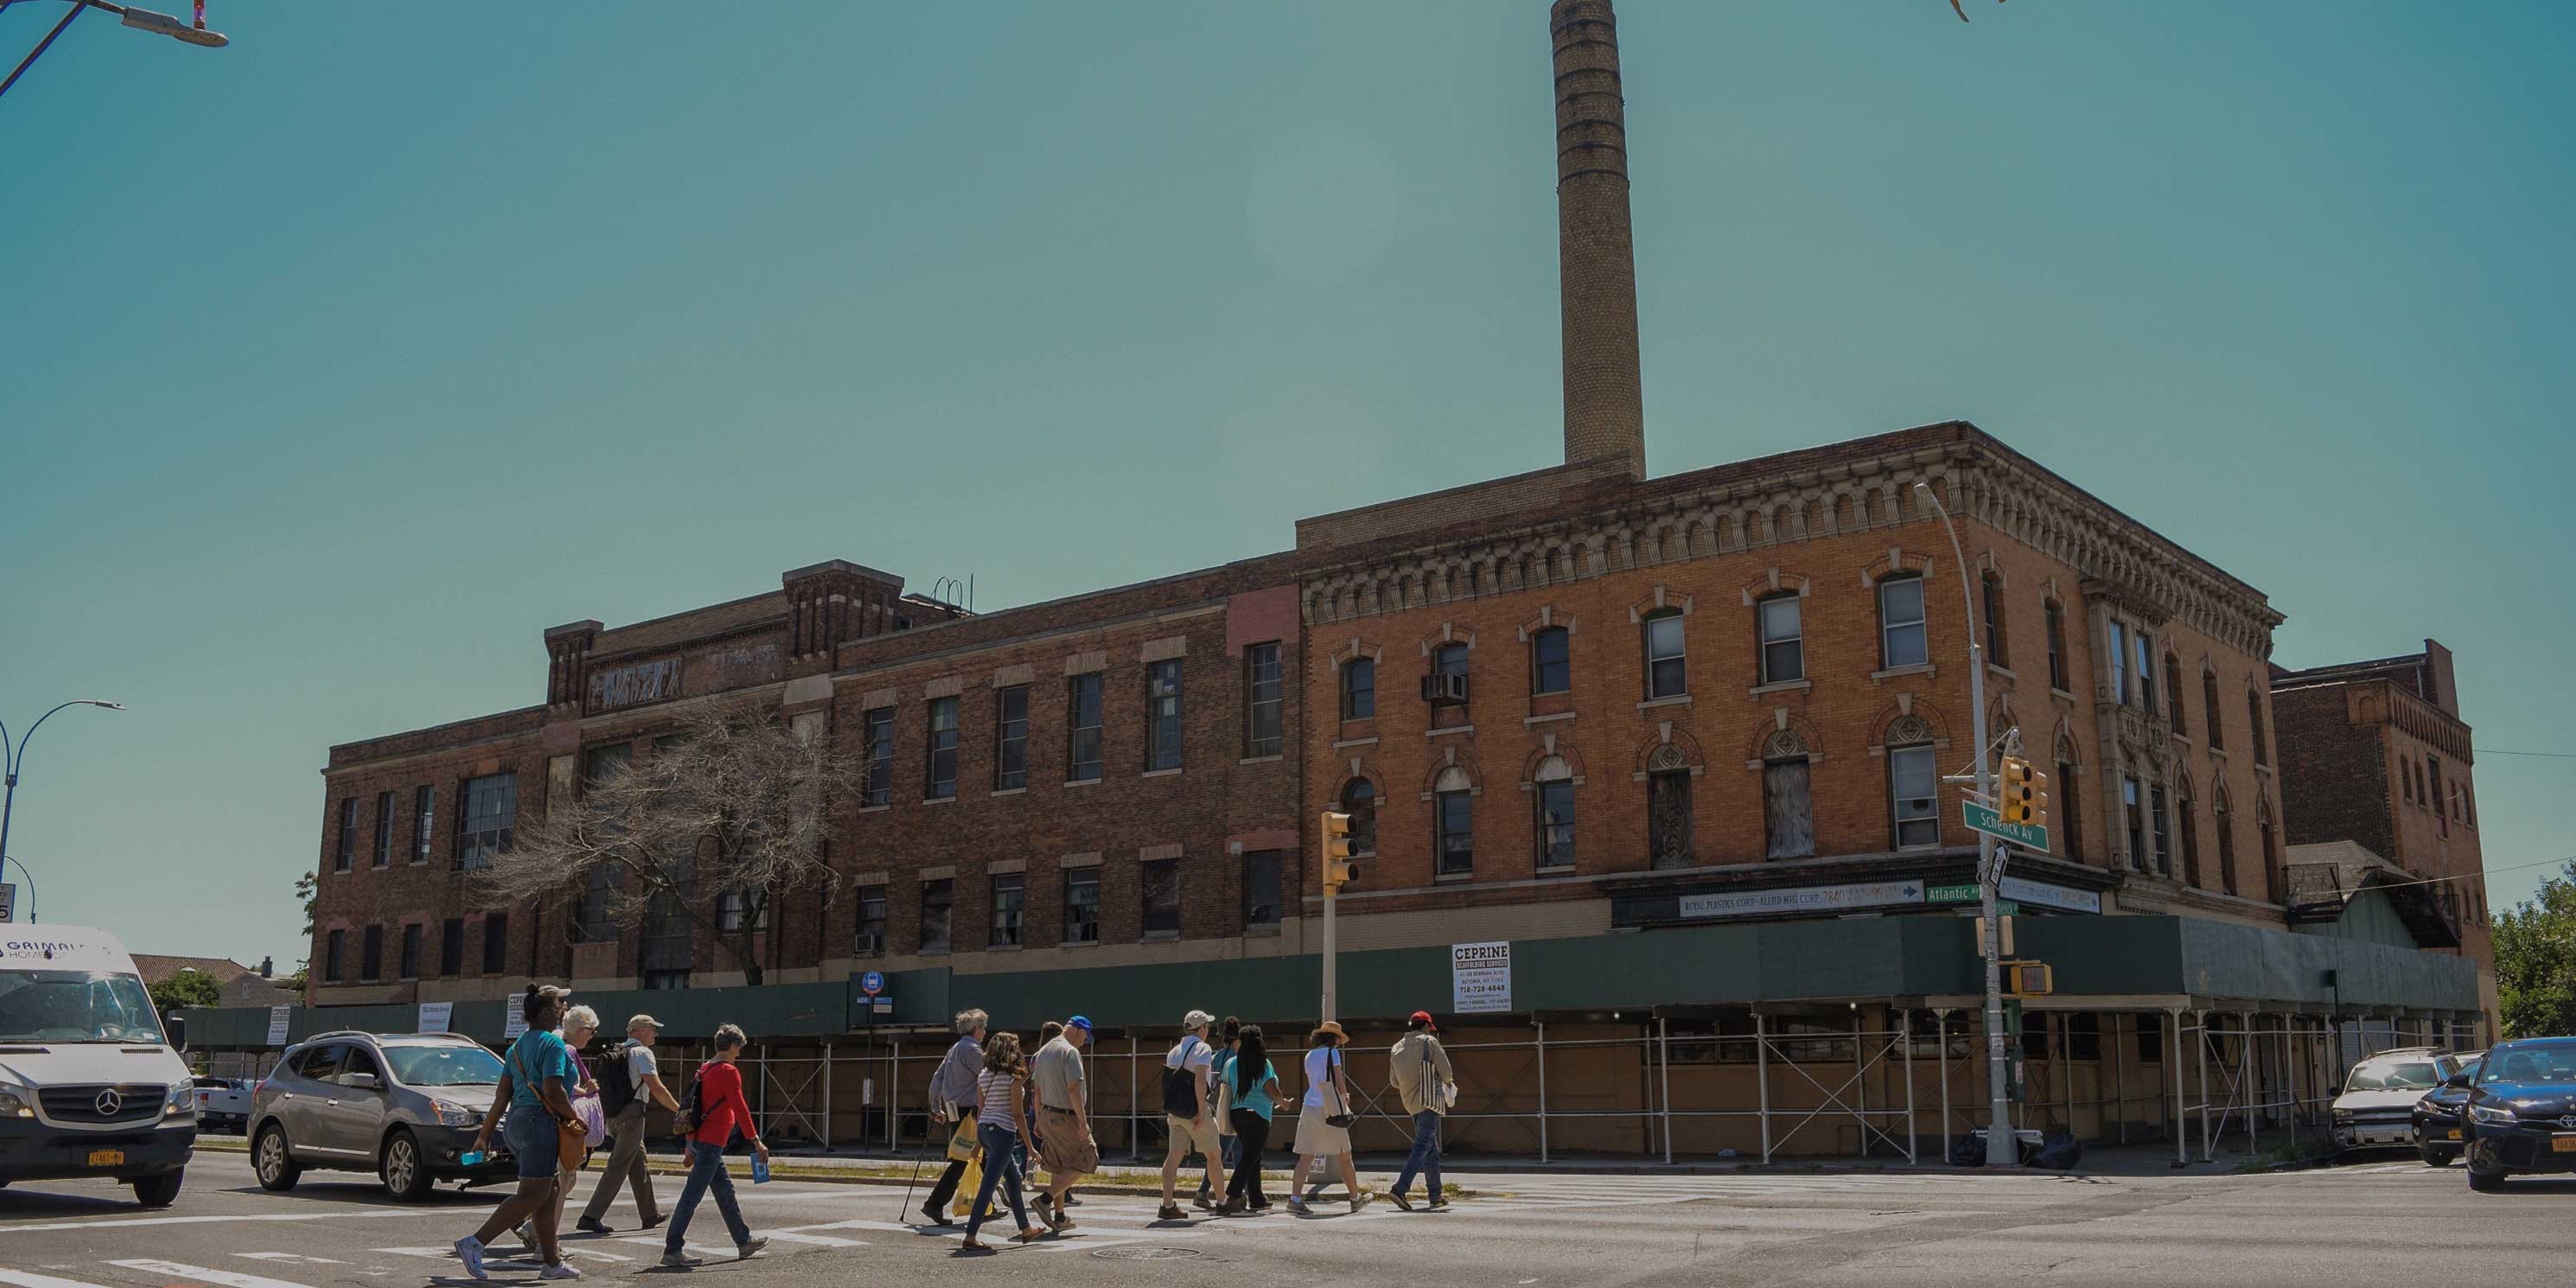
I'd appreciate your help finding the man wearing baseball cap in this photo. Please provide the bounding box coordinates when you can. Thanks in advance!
[1029,1016,1098,1230]
[1387,1011,1456,1211]
[577,1013,679,1234]
[1157,1010,1223,1221]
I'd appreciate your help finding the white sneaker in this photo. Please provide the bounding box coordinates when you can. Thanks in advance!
[736,1236,768,1260]
[452,1236,488,1281]
[538,1263,583,1280]
[660,1252,703,1269]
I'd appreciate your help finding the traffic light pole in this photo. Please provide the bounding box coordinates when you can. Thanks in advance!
[1916,481,2016,1170]
[1321,885,1338,1023]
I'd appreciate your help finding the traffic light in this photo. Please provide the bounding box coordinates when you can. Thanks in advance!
[1319,810,1357,893]
[2005,960,2054,997]
[1999,756,2047,827]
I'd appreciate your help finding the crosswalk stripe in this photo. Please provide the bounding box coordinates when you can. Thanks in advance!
[762,1232,867,1247]
[0,1271,118,1288]
[108,1261,318,1288]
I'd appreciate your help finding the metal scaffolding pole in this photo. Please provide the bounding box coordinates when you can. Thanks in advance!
[2114,1014,2128,1145]
[2057,1014,2075,1135]
[756,1043,768,1120]
[889,1038,902,1151]
[1755,1011,1772,1164]
[1659,1015,1673,1166]
[1902,1009,1916,1164]
[1535,1019,1550,1164]
[2169,1008,2186,1167]
[1936,1010,1952,1145]
[2195,1010,2212,1164]
[1129,1035,1141,1163]
[1854,1011,1868,1158]
[2241,1011,2255,1157]
[822,1040,832,1151]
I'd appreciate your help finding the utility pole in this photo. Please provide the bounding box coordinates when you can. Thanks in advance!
[1916,481,2016,1169]
[1318,810,1355,1023]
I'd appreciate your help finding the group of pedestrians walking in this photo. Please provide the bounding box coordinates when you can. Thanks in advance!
[442,985,1456,1275]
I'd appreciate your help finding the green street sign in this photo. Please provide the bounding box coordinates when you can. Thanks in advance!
[1962,800,2050,851]
[1926,883,2018,914]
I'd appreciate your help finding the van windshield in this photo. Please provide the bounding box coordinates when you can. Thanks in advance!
[2344,1061,2439,1092]
[0,970,164,1044]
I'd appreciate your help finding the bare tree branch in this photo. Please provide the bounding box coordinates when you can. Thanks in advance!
[481,698,855,985]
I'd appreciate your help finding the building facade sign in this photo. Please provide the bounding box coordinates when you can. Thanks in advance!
[1675,881,1926,922]
[1452,940,1512,1014]
[589,658,681,712]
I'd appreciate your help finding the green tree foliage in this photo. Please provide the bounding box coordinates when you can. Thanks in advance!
[148,970,223,1011]
[2494,859,2576,1040]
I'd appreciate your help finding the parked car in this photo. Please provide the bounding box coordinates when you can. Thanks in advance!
[2461,1036,2576,1192]
[191,1076,253,1134]
[2331,1046,2451,1154]
[248,1030,515,1201]
[2409,1049,2485,1166]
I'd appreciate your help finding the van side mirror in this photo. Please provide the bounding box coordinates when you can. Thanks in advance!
[168,1015,188,1054]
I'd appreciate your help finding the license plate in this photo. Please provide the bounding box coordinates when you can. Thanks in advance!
[87,1149,124,1168]
[2552,1136,2576,1154]
[2447,1129,2461,1140]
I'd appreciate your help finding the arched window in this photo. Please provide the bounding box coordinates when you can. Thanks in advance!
[1980,571,2009,668]
[1878,573,1928,669]
[1432,767,1475,877]
[2056,747,2084,863]
[1756,594,1803,685]
[2248,689,2269,765]
[1529,627,1572,696]
[1761,730,1814,860]
[1645,743,1694,870]
[2257,795,2279,902]
[1340,657,1375,720]
[2044,600,2069,690]
[2176,778,2202,888]
[2203,672,2225,749]
[2134,629,2156,716]
[1642,610,1687,698]
[2212,790,2237,896]
[2165,654,2185,732]
[1533,756,1575,870]
[1887,724,1939,849]
[1340,778,1377,856]
[2401,759,2414,802]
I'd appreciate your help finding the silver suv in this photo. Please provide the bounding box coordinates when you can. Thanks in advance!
[249,1030,514,1200]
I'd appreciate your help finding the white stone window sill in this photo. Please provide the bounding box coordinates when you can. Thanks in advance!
[1523,711,1577,726]
[2050,686,2079,702]
[1141,930,1181,943]
[1333,736,1380,749]
[1064,776,1103,788]
[1427,724,1476,739]
[1636,693,1693,711]
[1144,767,1184,779]
[855,803,891,814]
[1063,936,1099,948]
[1534,864,1578,877]
[1244,924,1282,937]
[1748,679,1809,698]
[991,787,1027,798]
[1872,663,1936,682]
[1435,870,1476,883]
[1240,755,1285,765]
[922,795,957,806]
[1987,664,2018,682]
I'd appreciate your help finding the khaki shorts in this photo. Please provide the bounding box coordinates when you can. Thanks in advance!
[1036,1106,1099,1178]
[1164,1113,1221,1165]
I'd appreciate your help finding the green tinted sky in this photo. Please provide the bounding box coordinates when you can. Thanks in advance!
[3,2,2568,965]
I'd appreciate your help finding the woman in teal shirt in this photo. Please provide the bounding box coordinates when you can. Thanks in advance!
[455,985,583,1281]
[1215,1025,1283,1215]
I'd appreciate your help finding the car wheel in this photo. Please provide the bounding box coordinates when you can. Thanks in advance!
[379,1129,435,1202]
[2466,1165,2505,1192]
[2417,1144,2454,1167]
[130,1171,184,1208]
[253,1122,303,1191]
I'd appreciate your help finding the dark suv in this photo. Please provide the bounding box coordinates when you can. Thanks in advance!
[2410,1050,2484,1166]
[2460,1036,2576,1191]
[249,1030,517,1200]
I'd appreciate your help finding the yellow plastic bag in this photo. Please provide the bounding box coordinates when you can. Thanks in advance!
[949,1151,984,1217]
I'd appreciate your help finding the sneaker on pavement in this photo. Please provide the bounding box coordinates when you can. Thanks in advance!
[659,1252,702,1269]
[1042,1204,1075,1234]
[1192,1192,1215,1211]
[452,1236,488,1282]
[1157,1202,1184,1221]
[1390,1191,1414,1212]
[736,1237,768,1260]
[538,1264,582,1281]
[1425,1197,1450,1210]
[1286,1196,1310,1215]
[1350,1190,1375,1214]
[576,1216,613,1235]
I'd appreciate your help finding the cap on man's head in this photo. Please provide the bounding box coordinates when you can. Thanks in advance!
[1183,1009,1215,1031]
[1067,1015,1094,1033]
[628,1014,665,1032]
[1410,1011,1438,1032]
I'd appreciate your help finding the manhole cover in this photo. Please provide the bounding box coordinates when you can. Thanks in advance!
[1094,1247,1204,1260]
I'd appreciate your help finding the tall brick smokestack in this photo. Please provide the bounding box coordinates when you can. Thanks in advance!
[1551,0,1645,477]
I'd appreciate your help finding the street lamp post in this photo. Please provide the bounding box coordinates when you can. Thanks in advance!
[1,0,227,104]
[1914,481,2016,1170]
[0,698,126,923]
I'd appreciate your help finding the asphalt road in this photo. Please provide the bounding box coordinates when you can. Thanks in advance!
[3,1153,2569,1288]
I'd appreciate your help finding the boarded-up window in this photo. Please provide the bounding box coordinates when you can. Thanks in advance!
[1763,758,1814,859]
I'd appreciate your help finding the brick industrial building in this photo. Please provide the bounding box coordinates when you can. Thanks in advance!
[236,1,2485,1162]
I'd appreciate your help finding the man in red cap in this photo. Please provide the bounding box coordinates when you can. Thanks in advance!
[1387,1011,1456,1211]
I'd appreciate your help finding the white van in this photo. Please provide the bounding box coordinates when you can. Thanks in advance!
[0,925,198,1205]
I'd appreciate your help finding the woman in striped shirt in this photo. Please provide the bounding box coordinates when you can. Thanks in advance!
[961,1032,1046,1251]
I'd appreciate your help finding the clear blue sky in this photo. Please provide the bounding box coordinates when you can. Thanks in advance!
[3,2,2569,966]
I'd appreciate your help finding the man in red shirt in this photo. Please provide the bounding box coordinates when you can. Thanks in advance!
[661,1024,771,1267]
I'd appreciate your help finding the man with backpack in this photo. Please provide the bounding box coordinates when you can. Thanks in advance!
[577,1014,681,1234]
[1157,1009,1221,1221]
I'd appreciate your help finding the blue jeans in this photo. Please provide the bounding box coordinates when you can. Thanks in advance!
[1393,1110,1442,1200]
[666,1140,750,1253]
[965,1123,1030,1240]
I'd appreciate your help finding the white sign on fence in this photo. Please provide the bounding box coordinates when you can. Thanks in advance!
[501,1009,529,1042]
[418,1002,453,1034]
[265,1005,292,1048]
[1451,940,1512,1014]
[1676,880,1926,921]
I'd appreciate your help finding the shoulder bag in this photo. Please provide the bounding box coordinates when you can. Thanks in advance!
[513,1036,589,1170]
[1323,1048,1355,1130]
